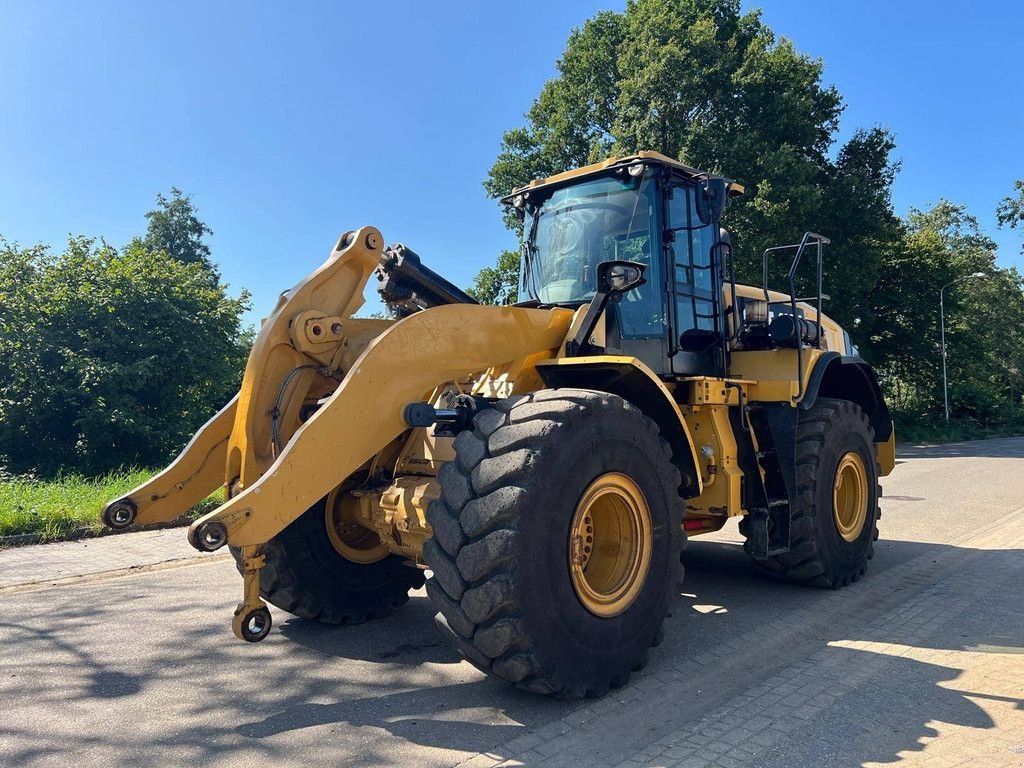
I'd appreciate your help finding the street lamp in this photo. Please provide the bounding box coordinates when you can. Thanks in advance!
[940,272,987,423]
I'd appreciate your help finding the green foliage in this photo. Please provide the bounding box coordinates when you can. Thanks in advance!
[144,187,215,271]
[466,249,520,305]
[865,201,1024,423]
[997,179,1024,250]
[473,1,1024,436]
[891,410,1024,446]
[0,468,222,540]
[480,0,898,333]
[0,193,251,476]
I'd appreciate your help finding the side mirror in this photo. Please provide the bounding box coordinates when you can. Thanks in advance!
[565,260,647,356]
[695,177,728,224]
[597,260,646,298]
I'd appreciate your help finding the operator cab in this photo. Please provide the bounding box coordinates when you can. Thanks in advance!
[505,152,741,378]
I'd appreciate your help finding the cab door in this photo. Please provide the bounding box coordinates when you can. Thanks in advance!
[664,180,726,377]
[602,176,672,375]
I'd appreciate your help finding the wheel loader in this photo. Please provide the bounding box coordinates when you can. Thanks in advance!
[103,151,895,698]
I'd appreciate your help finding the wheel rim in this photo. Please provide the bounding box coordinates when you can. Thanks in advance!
[568,472,653,618]
[833,451,869,543]
[325,489,389,564]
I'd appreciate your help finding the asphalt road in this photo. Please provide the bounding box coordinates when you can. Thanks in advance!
[2,437,1023,768]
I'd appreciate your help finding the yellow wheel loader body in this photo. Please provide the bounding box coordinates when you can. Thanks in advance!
[103,153,894,694]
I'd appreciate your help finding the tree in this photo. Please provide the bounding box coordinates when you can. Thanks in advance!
[861,200,1024,420]
[144,187,215,271]
[0,199,250,475]
[466,249,520,305]
[477,0,900,336]
[997,179,1024,252]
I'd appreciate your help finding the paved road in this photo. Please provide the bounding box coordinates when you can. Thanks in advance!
[2,437,1023,768]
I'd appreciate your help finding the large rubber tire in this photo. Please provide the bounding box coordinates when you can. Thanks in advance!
[423,389,684,699]
[742,398,881,588]
[232,498,425,624]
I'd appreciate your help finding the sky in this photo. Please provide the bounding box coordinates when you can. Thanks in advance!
[2,0,1022,323]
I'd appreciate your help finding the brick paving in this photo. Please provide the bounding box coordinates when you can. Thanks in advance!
[1,458,1022,767]
[0,528,213,588]
[454,505,1024,768]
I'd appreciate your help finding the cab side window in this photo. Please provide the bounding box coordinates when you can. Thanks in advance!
[666,183,719,351]
[614,180,667,339]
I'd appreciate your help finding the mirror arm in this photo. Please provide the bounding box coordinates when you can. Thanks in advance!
[566,290,613,357]
[565,260,645,357]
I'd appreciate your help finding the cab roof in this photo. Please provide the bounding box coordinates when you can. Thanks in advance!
[502,151,746,202]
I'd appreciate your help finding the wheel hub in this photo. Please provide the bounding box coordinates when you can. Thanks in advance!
[833,451,868,542]
[568,472,653,618]
[325,489,390,564]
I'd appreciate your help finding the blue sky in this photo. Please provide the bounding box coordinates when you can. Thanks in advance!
[2,1,1022,322]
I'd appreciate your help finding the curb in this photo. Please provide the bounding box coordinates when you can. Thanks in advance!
[0,516,194,549]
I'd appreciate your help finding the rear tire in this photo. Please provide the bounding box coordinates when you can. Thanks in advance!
[232,499,425,624]
[742,398,880,588]
[423,389,684,698]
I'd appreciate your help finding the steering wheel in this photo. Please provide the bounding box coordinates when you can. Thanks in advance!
[544,209,593,279]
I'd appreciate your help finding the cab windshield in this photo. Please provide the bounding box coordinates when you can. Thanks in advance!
[521,174,657,307]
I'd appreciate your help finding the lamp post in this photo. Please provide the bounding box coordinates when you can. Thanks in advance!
[940,272,987,423]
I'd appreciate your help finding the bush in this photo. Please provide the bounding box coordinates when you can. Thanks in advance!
[0,235,250,475]
[892,409,1024,445]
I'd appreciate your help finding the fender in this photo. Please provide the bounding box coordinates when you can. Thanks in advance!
[534,356,703,498]
[802,354,892,440]
[802,353,895,475]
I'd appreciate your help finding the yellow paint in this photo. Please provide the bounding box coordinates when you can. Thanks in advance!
[535,354,704,497]
[226,228,387,493]
[190,302,573,547]
[114,395,238,525]
[512,150,745,198]
[324,486,390,564]
[877,430,896,476]
[568,472,653,617]
[729,347,829,403]
[833,451,869,542]
[681,400,743,527]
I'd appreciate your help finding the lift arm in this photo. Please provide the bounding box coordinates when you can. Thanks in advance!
[101,396,237,529]
[187,302,573,548]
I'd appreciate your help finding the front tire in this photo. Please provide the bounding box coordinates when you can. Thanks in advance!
[423,389,684,698]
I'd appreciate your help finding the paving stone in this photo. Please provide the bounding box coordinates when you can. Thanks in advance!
[0,527,213,588]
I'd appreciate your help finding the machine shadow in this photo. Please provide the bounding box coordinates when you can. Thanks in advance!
[234,679,544,748]
[226,535,1023,767]
[5,536,1016,768]
[277,592,462,665]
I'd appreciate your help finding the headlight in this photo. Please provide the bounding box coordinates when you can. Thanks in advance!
[743,299,768,324]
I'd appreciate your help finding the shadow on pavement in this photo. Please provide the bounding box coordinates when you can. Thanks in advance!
[896,436,1024,459]
[676,538,1024,767]
[277,593,463,665]
[234,680,530,746]
[0,534,1021,768]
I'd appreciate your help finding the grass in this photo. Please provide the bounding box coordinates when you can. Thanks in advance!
[3,410,1021,543]
[892,412,1024,445]
[0,469,222,542]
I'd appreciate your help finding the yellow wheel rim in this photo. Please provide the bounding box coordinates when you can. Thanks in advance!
[833,451,869,543]
[325,488,389,564]
[568,472,653,618]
